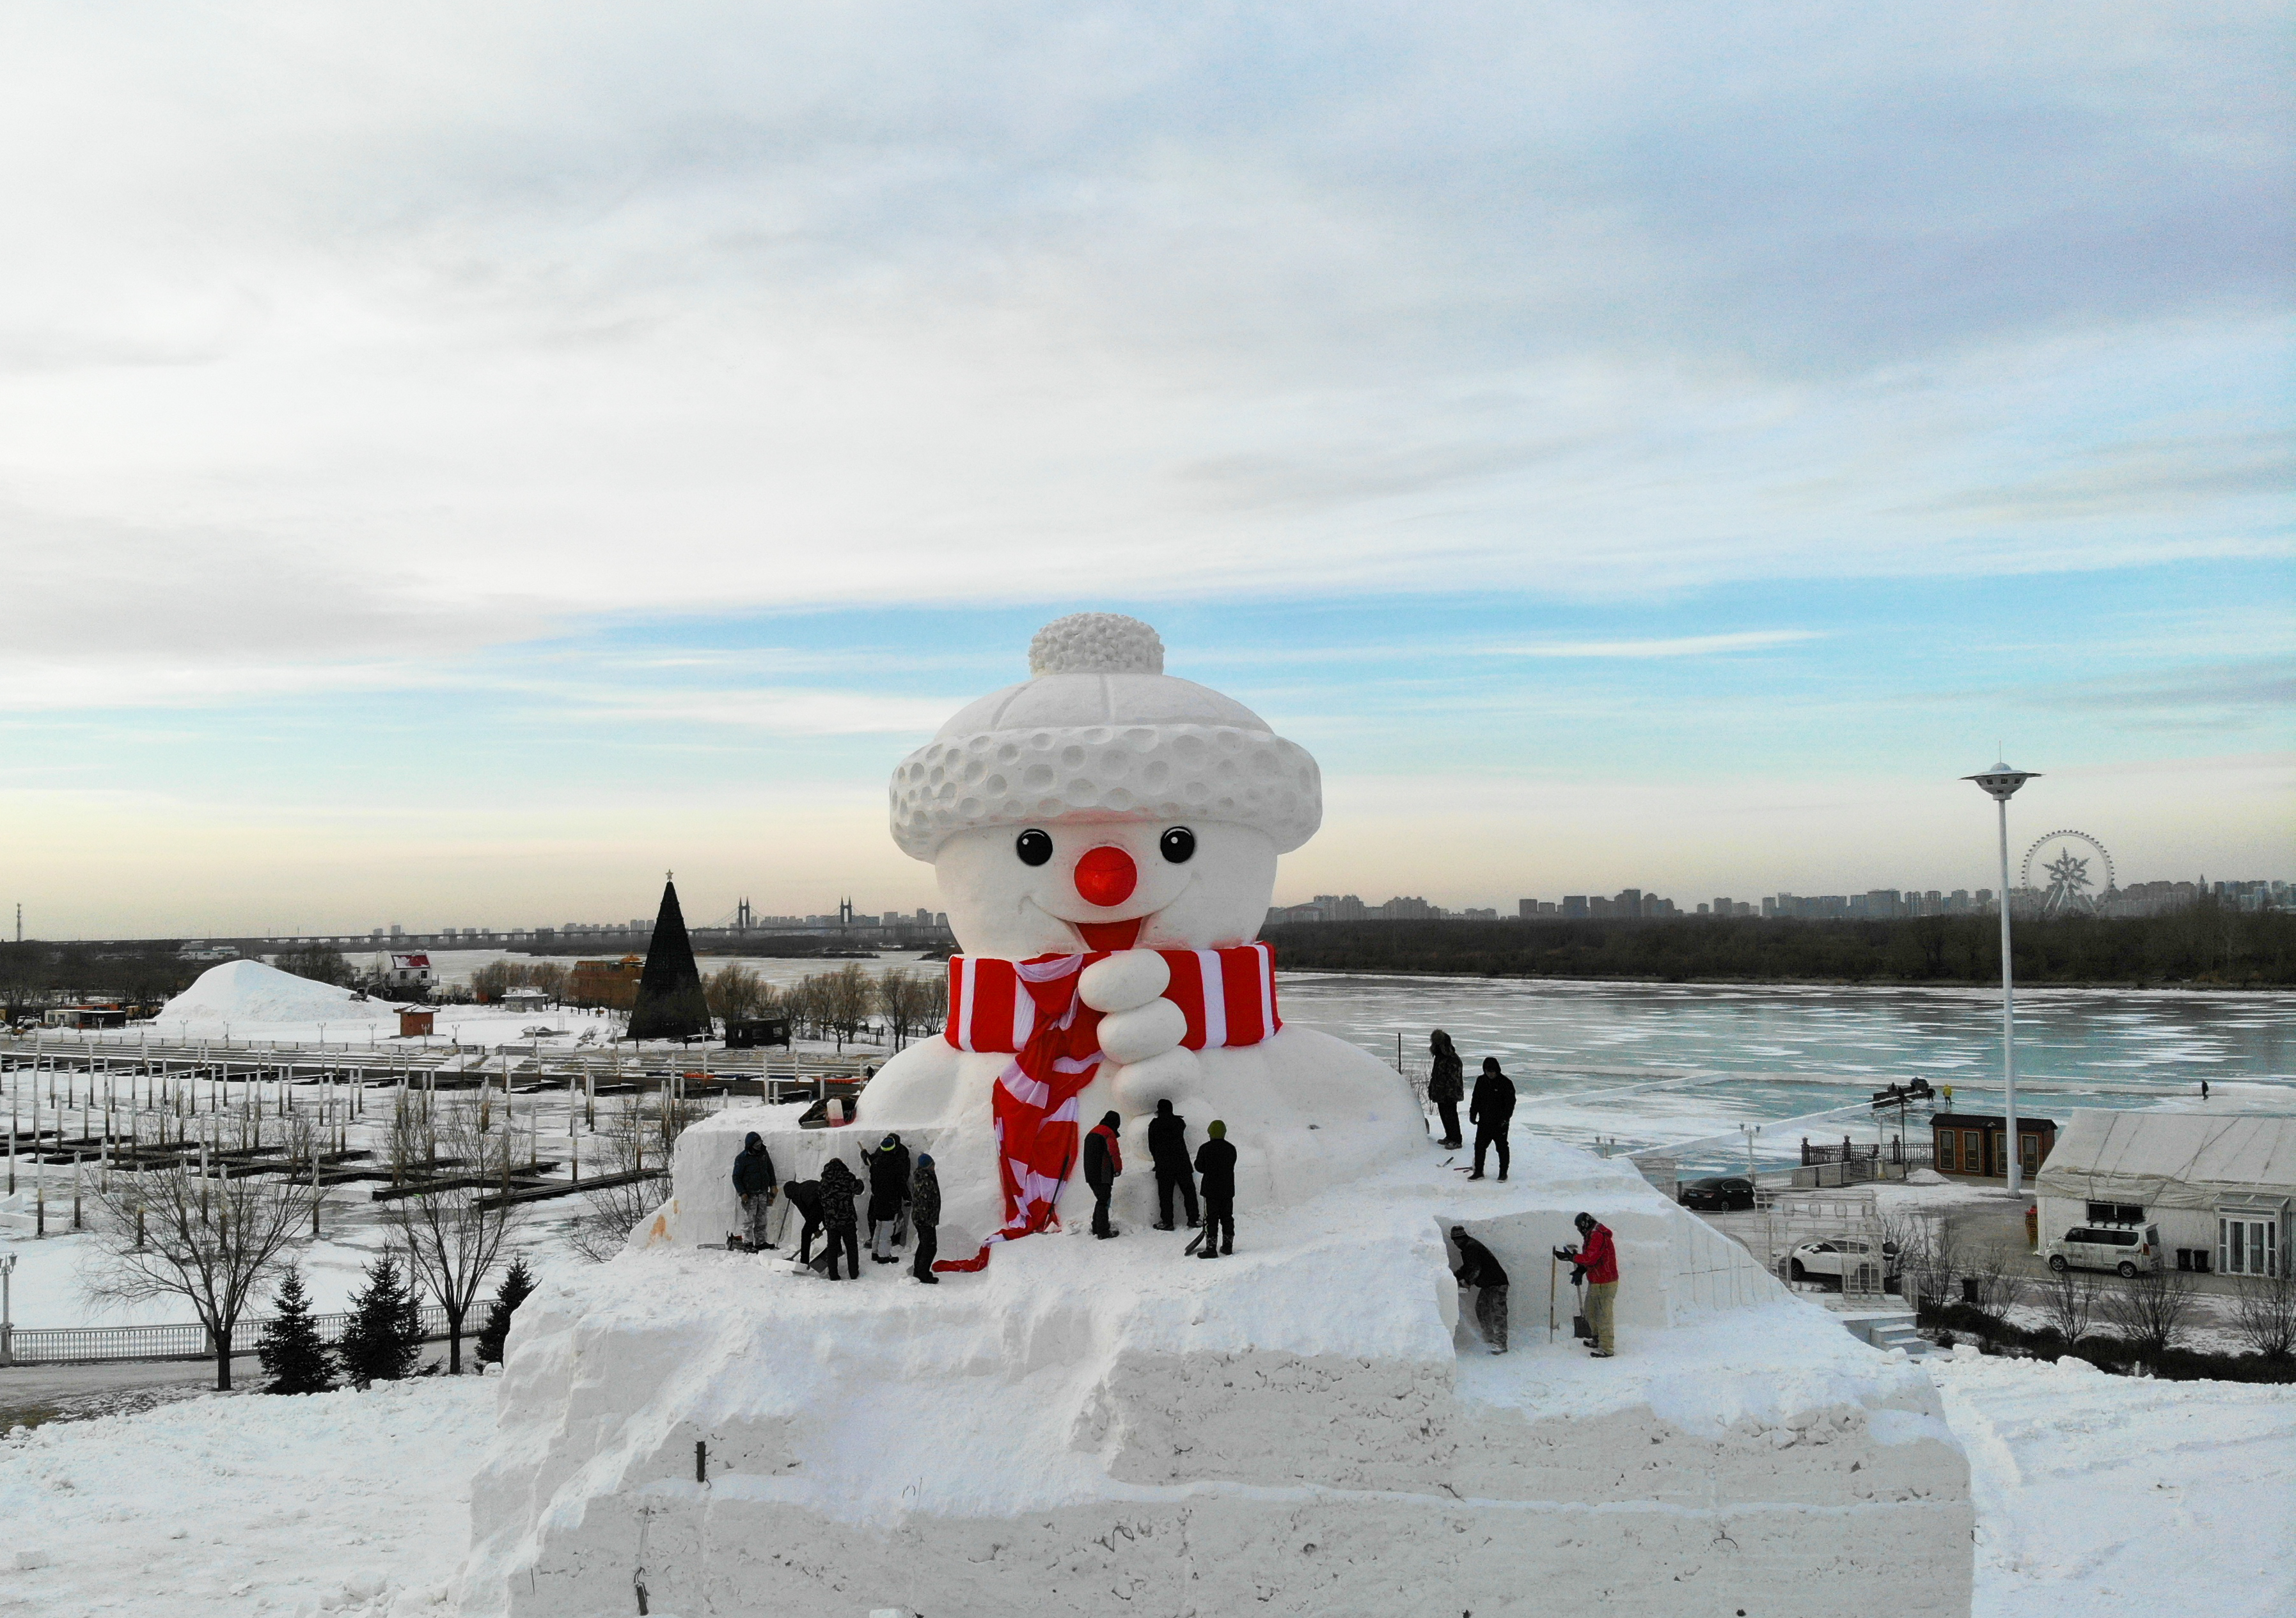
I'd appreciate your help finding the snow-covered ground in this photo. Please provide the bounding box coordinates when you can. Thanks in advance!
[1933,1346,2296,1618]
[0,1377,494,1617]
[0,1349,2284,1616]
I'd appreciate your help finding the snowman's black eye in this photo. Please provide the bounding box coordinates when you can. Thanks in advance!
[1160,826,1197,864]
[1014,829,1053,867]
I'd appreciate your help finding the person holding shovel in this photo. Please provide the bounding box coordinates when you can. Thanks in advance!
[1553,1212,1619,1358]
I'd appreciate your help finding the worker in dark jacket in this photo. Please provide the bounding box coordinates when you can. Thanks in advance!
[1427,1030,1465,1149]
[1554,1212,1619,1357]
[816,1158,864,1280]
[783,1178,824,1264]
[730,1131,778,1251]
[862,1132,911,1263]
[1146,1099,1199,1230]
[909,1152,941,1283]
[1082,1111,1124,1239]
[1468,1057,1515,1182]
[1193,1120,1237,1257]
[1450,1225,1509,1353]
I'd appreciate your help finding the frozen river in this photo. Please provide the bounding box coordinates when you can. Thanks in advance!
[429,951,2295,1175]
[1277,975,2296,1175]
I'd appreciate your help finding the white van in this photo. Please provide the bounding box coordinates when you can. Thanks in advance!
[2045,1223,2162,1277]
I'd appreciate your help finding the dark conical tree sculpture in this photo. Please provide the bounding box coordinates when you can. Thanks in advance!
[628,873,713,1042]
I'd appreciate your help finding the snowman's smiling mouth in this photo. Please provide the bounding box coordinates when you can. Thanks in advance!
[1074,916,1144,951]
[1024,877,1194,954]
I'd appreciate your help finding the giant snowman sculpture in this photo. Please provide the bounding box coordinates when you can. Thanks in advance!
[460,616,1972,1617]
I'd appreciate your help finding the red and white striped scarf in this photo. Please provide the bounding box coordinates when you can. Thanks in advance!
[933,943,1279,1273]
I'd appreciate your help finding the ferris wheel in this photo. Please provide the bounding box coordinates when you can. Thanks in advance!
[2020,829,2114,917]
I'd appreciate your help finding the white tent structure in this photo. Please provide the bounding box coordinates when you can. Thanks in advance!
[2033,1111,2295,1277]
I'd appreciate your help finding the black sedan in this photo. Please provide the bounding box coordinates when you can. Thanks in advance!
[1678,1175,1757,1211]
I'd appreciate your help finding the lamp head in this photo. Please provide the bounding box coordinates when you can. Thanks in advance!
[1963,763,2039,803]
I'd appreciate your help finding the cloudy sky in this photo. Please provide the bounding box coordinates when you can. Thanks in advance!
[3,3,2288,937]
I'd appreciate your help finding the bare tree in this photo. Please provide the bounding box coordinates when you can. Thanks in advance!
[783,974,826,1041]
[86,1124,318,1390]
[706,963,766,1024]
[2036,1262,2102,1348]
[1968,1243,2029,1335]
[1885,1213,1962,1317]
[384,1101,524,1372]
[563,1085,696,1262]
[2228,1267,2296,1362]
[467,958,571,1004]
[2100,1266,2198,1368]
[822,963,874,1051]
[877,970,942,1050]
[277,943,352,987]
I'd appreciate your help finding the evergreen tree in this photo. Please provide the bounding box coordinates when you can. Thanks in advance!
[255,1266,336,1395]
[627,877,712,1040]
[474,1255,538,1367]
[335,1252,423,1386]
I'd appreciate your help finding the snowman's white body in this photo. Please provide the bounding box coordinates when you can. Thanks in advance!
[858,812,1424,1245]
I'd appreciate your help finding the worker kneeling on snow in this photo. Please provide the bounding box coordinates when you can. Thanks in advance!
[1554,1212,1620,1358]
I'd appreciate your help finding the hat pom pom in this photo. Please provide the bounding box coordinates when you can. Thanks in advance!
[1028,613,1165,677]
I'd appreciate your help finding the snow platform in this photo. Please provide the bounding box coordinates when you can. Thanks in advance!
[458,1108,1972,1616]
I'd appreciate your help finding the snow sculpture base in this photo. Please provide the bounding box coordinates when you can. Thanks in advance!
[459,1115,1972,1617]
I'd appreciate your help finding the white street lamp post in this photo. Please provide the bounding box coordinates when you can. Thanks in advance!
[0,1252,14,1365]
[1964,761,2040,1196]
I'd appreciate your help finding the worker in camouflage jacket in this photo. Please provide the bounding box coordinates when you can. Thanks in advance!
[730,1131,778,1251]
[909,1152,942,1284]
[815,1158,864,1280]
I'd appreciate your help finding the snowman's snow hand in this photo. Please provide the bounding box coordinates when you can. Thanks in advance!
[1111,1046,1202,1113]
[1079,950,1170,1014]
[1097,998,1188,1065]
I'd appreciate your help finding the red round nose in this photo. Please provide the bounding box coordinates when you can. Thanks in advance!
[1073,845,1138,908]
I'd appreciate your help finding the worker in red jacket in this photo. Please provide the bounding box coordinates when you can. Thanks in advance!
[1082,1111,1124,1239]
[1553,1212,1620,1358]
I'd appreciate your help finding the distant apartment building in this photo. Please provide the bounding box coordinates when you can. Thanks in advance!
[1381,896,1439,920]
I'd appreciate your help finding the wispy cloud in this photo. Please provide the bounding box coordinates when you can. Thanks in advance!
[1495,631,1828,659]
[561,689,954,737]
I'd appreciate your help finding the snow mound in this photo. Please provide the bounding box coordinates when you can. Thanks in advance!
[460,1116,1974,1617]
[160,959,396,1028]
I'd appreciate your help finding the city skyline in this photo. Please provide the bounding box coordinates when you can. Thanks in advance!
[19,869,2287,948]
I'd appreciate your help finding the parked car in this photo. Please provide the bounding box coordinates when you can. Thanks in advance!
[1679,1175,1757,1211]
[2045,1223,2162,1278]
[1787,1239,1901,1288]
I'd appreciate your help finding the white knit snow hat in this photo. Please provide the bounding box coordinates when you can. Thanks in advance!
[889,613,1322,861]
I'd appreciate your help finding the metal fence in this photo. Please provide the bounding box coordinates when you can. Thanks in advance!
[3,1302,454,1366]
